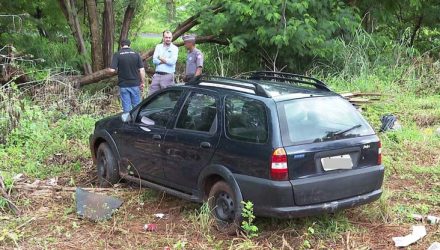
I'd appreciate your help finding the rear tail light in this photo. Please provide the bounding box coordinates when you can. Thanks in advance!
[378,141,382,165]
[271,148,288,181]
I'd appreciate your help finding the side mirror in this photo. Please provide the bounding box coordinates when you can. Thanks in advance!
[121,112,132,123]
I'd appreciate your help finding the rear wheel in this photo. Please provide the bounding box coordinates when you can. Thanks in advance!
[208,181,242,234]
[96,142,119,187]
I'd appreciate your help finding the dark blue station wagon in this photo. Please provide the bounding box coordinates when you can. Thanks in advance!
[90,71,384,227]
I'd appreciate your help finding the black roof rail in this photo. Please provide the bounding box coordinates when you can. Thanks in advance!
[187,75,271,98]
[247,71,330,91]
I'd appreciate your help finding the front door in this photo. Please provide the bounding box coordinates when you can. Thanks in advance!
[117,89,185,181]
[162,90,221,192]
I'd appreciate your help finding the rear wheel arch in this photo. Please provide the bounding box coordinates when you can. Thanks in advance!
[198,164,243,204]
[203,174,224,200]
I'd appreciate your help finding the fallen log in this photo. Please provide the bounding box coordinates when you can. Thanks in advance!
[0,63,32,85]
[348,97,371,103]
[340,92,382,98]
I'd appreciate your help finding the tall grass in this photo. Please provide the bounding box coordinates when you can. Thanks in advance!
[0,71,115,180]
[308,29,440,96]
[0,34,84,70]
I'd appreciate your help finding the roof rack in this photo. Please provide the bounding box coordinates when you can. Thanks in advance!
[247,71,330,91]
[187,75,271,97]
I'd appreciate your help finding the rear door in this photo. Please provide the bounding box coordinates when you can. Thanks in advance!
[162,90,221,192]
[277,96,383,205]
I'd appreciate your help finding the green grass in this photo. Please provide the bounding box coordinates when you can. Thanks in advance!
[187,202,214,235]
[0,103,97,179]
[131,37,162,52]
[137,17,169,34]
[138,189,161,203]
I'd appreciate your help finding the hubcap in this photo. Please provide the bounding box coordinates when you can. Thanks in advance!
[214,192,235,222]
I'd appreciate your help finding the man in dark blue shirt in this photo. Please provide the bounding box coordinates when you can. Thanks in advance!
[109,39,145,112]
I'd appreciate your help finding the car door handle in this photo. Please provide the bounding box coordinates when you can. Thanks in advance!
[200,142,211,149]
[152,134,162,141]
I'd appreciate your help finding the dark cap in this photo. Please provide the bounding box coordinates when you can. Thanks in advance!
[121,39,131,46]
[182,34,196,42]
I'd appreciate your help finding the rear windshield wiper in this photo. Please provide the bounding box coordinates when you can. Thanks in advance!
[333,124,362,136]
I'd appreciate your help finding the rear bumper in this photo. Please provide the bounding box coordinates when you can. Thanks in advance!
[234,165,384,218]
[255,189,382,218]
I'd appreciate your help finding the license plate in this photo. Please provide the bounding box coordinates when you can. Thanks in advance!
[321,154,353,171]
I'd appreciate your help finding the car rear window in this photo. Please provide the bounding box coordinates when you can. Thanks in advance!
[277,96,375,145]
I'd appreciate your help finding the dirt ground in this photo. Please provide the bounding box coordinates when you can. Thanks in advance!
[1,157,439,250]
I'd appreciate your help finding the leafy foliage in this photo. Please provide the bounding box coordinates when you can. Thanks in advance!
[241,201,258,238]
[0,104,96,178]
[192,0,359,71]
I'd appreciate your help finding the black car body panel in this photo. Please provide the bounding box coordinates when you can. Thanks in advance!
[90,74,385,218]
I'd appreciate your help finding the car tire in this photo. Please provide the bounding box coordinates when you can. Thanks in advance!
[96,142,119,187]
[208,181,242,234]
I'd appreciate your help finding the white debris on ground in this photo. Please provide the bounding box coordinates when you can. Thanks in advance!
[12,173,24,182]
[410,214,440,225]
[392,225,426,247]
[46,177,58,186]
[427,215,440,225]
[154,213,166,219]
[428,242,440,250]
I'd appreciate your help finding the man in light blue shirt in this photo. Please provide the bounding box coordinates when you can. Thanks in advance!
[149,30,179,96]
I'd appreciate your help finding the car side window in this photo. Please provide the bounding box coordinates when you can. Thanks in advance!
[136,90,183,127]
[225,96,268,143]
[175,92,217,133]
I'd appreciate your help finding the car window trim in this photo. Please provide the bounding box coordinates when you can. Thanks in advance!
[172,90,220,135]
[223,94,270,145]
[133,88,186,129]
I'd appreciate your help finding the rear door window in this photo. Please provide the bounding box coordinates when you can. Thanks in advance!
[225,96,268,143]
[175,92,218,133]
[277,96,375,145]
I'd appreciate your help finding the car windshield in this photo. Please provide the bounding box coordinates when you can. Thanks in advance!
[277,96,375,145]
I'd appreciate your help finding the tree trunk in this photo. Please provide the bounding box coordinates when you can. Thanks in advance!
[102,0,115,68]
[119,3,136,50]
[58,0,92,75]
[85,0,104,72]
[166,0,176,21]
[409,15,423,47]
[34,7,48,37]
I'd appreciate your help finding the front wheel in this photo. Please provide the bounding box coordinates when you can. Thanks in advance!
[208,181,242,234]
[96,142,119,187]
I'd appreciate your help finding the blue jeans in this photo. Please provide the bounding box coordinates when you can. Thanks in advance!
[119,86,141,112]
